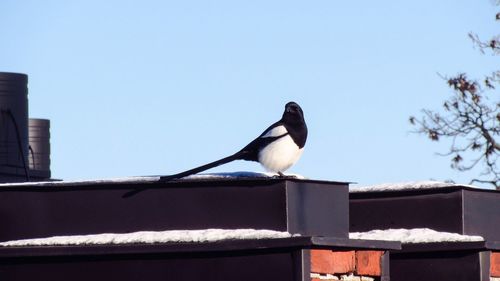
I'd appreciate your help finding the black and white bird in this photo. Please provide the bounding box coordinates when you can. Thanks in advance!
[159,101,308,181]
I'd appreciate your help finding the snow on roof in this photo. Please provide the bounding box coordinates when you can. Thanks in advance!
[0,229,295,247]
[349,228,484,244]
[349,181,478,193]
[0,171,306,188]
[184,171,305,180]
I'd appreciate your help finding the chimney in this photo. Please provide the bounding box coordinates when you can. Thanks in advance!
[0,72,29,183]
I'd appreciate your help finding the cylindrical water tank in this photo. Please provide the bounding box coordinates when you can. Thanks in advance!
[28,118,51,174]
[0,72,29,181]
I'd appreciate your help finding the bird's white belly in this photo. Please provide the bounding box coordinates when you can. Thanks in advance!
[258,135,303,173]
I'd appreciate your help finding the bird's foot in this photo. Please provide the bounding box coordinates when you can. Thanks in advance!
[273,172,297,179]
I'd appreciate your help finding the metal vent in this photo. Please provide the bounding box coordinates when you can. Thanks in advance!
[28,118,51,176]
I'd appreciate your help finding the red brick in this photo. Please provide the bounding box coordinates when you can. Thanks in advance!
[311,249,355,274]
[491,252,500,277]
[355,250,383,276]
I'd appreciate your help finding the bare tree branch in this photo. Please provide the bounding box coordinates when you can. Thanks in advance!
[411,73,500,189]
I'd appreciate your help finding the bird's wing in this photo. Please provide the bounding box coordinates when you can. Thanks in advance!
[259,121,288,138]
[237,121,289,161]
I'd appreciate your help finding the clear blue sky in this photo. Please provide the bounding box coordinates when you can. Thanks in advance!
[0,0,497,187]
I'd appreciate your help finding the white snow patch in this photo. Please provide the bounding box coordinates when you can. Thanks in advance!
[0,176,160,188]
[0,171,306,188]
[349,228,484,244]
[0,229,295,247]
[350,181,478,193]
[340,274,362,281]
[310,273,340,280]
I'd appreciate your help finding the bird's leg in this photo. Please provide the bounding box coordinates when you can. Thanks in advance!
[271,172,285,179]
[276,171,298,179]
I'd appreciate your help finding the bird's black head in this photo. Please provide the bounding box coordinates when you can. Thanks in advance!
[283,101,305,123]
[282,101,307,148]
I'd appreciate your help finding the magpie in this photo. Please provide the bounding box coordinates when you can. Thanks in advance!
[159,101,308,181]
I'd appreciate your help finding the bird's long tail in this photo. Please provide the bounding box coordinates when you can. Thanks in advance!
[122,151,245,198]
[158,152,243,181]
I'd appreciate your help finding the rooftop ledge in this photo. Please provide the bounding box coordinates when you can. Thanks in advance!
[0,229,401,259]
[349,180,491,193]
[350,228,500,253]
[0,172,347,189]
[0,173,351,242]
